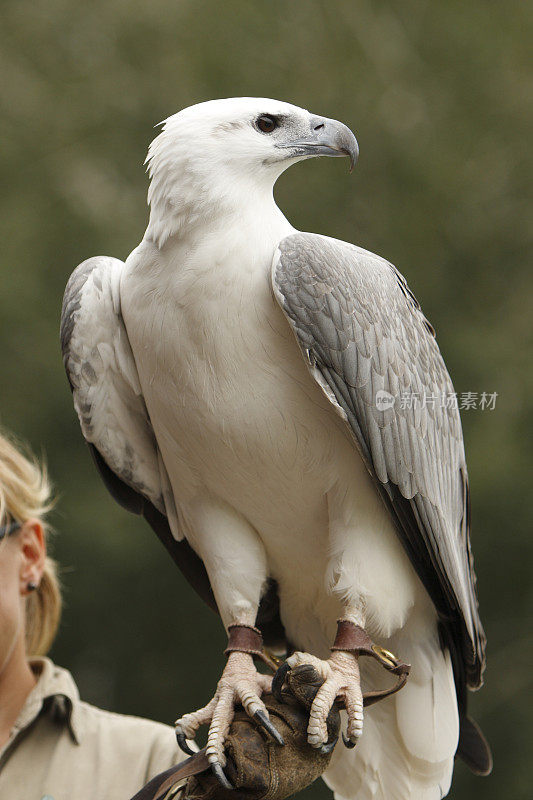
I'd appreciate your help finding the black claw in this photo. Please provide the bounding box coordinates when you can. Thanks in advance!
[175,731,195,756]
[211,762,233,790]
[272,661,291,703]
[319,736,339,755]
[254,710,285,746]
[342,733,357,749]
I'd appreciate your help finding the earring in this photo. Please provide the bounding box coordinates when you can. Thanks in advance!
[27,581,37,592]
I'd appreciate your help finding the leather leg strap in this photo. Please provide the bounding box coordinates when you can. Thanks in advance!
[223,623,279,670]
[331,619,411,707]
[224,623,264,657]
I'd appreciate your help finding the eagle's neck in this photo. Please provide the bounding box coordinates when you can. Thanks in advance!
[133,174,293,293]
[144,157,288,250]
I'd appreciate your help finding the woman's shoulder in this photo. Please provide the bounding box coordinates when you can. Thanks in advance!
[74,695,185,794]
[29,658,184,788]
[76,697,177,751]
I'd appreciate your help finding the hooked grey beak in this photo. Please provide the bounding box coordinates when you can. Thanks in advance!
[276,115,359,172]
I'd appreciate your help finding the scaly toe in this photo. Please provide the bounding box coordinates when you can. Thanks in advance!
[174,703,215,756]
[345,698,364,742]
[287,652,331,681]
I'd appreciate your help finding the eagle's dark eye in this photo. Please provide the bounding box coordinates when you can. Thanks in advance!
[256,115,278,134]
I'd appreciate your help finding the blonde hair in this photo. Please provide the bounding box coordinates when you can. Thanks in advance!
[0,430,61,656]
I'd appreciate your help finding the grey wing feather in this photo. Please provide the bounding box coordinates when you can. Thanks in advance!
[272,233,485,691]
[61,256,168,516]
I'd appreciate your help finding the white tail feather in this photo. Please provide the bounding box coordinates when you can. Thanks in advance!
[395,636,458,764]
[323,631,458,799]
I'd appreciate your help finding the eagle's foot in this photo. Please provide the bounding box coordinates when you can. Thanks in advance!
[273,650,363,750]
[175,652,283,785]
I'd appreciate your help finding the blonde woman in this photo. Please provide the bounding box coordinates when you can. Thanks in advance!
[0,430,184,799]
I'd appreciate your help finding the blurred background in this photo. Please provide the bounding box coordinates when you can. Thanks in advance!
[1,0,531,797]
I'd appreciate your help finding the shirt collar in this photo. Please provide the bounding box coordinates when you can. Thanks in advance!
[12,657,85,745]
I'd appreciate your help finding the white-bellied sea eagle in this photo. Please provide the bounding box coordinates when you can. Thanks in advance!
[61,98,491,800]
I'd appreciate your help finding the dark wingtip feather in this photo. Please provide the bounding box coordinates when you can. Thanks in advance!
[456,715,493,776]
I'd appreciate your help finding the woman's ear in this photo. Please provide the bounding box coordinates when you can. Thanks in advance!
[18,519,46,595]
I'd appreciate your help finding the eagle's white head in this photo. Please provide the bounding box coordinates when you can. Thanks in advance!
[145,97,358,248]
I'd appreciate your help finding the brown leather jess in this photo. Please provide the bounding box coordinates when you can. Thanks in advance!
[331,619,411,707]
[224,624,264,657]
[224,621,410,706]
[224,623,281,671]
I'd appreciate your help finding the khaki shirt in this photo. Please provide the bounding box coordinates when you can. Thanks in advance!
[0,658,184,800]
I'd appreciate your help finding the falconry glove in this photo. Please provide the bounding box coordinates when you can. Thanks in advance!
[130,663,341,800]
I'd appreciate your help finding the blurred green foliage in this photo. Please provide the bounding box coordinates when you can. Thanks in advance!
[1,1,531,797]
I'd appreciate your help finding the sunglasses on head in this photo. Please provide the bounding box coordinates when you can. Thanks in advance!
[0,521,22,540]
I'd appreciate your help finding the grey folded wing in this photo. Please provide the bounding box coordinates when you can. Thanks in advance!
[272,233,485,692]
[60,256,217,610]
[61,256,167,514]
